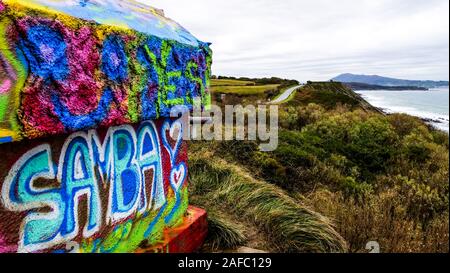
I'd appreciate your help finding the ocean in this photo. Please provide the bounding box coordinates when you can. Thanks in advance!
[356,88,449,133]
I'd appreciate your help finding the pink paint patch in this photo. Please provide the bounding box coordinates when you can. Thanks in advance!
[0,79,11,94]
[0,233,18,253]
[0,2,5,13]
[20,79,65,137]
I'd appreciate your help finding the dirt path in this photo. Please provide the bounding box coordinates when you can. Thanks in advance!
[270,84,303,104]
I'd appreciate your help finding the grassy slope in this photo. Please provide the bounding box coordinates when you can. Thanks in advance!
[210,78,300,106]
[210,79,280,107]
[190,79,353,253]
[189,147,347,253]
[189,79,449,253]
[288,82,380,112]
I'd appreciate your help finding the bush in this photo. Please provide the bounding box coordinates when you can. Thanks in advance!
[388,113,425,138]
[302,112,398,181]
[189,155,348,253]
[339,177,373,198]
[305,189,449,253]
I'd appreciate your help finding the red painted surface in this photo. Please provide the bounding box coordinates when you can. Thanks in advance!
[137,206,208,253]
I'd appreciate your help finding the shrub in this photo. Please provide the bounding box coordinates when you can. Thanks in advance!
[339,177,373,198]
[189,155,348,253]
[388,113,425,138]
[305,189,449,253]
[302,112,399,181]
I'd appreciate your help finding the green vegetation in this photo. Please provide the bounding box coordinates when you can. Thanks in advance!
[288,82,379,111]
[213,75,299,88]
[211,79,255,87]
[189,80,449,253]
[211,84,280,95]
[189,153,348,253]
[201,213,248,252]
[210,77,300,105]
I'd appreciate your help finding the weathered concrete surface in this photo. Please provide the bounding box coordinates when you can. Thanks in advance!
[0,0,212,143]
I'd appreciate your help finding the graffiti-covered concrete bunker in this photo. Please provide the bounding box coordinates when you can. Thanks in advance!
[0,0,211,253]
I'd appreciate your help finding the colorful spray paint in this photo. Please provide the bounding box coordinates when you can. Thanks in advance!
[0,0,210,253]
[0,0,212,143]
[0,119,194,253]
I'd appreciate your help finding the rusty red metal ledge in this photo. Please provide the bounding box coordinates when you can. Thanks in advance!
[137,206,208,253]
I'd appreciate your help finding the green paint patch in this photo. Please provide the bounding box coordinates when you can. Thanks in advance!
[0,95,8,121]
[79,187,189,253]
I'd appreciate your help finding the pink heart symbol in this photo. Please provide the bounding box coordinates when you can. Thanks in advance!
[170,163,186,192]
[162,120,183,160]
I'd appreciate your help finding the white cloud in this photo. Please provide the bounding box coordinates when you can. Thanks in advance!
[139,0,449,81]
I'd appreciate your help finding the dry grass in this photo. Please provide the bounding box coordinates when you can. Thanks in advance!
[202,213,248,252]
[189,152,348,253]
[304,189,449,253]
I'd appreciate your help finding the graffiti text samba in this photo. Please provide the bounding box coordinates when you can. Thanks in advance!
[1,119,187,253]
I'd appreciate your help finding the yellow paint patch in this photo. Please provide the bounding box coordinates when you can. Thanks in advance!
[0,128,17,139]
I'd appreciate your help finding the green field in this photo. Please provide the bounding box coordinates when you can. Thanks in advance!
[210,79,279,95]
[211,84,279,95]
[211,79,255,87]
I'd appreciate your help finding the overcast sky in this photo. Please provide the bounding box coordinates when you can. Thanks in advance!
[141,0,449,82]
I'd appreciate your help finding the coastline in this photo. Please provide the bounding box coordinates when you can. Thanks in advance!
[376,106,448,133]
[356,89,449,134]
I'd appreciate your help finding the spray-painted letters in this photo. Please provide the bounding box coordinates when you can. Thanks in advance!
[0,119,189,253]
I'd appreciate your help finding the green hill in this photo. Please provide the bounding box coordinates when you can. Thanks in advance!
[287,82,381,112]
[189,80,449,253]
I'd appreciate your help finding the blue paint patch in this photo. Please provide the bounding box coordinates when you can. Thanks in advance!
[116,137,128,161]
[79,0,88,7]
[121,169,139,207]
[111,129,141,217]
[20,25,69,81]
[137,42,161,120]
[102,35,129,83]
[52,87,114,131]
[0,136,13,144]
[142,133,154,155]
[24,0,202,47]
[144,202,168,238]
[140,85,159,120]
[142,36,163,64]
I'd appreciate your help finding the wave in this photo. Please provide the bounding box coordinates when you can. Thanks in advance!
[357,91,449,133]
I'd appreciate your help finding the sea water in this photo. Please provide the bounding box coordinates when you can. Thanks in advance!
[357,88,449,133]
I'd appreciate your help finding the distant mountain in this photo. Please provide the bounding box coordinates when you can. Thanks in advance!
[343,82,428,91]
[332,73,449,89]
